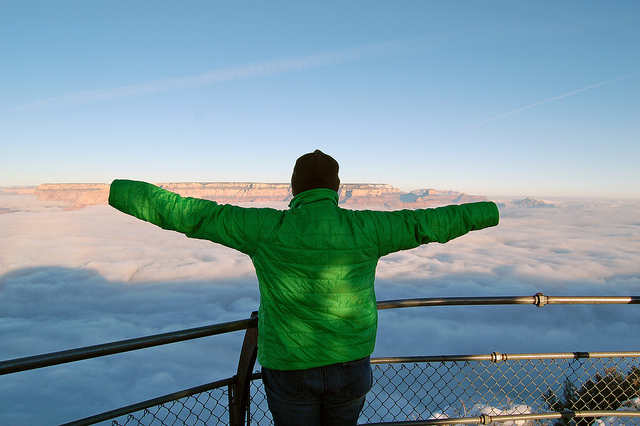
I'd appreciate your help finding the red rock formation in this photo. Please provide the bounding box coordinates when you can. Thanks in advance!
[22,182,487,210]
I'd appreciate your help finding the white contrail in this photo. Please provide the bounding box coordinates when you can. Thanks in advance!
[15,41,401,111]
[460,73,639,132]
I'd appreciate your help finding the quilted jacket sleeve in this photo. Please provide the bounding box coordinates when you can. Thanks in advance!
[108,179,267,256]
[373,201,500,257]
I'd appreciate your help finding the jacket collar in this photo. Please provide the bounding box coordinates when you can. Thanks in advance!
[289,188,339,209]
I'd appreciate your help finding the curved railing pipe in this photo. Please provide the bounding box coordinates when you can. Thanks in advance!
[0,317,257,376]
[3,293,639,376]
[364,411,640,426]
[377,294,640,310]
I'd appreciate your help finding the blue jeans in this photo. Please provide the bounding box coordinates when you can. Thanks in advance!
[262,357,373,426]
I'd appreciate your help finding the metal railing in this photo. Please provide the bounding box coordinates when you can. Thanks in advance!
[1,294,639,425]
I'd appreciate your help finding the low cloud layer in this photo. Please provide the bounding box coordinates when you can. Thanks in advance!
[1,196,639,425]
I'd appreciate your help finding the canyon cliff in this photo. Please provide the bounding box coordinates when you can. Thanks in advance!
[4,182,487,210]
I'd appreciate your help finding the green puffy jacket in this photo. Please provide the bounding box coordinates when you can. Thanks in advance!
[108,179,499,370]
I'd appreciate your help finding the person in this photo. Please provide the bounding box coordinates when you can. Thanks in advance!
[108,149,499,426]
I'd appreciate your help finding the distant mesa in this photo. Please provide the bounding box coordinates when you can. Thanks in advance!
[1,182,489,210]
[0,186,37,196]
[511,197,554,208]
[34,183,110,210]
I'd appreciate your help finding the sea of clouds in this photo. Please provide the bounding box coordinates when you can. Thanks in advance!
[1,194,639,425]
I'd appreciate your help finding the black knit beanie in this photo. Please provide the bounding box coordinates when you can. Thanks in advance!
[291,150,340,196]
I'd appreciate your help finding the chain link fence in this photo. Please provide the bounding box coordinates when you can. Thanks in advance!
[105,352,639,425]
[362,354,640,425]
[108,381,232,426]
[112,387,229,426]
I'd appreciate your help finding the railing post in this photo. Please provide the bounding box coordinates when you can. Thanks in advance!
[230,311,259,426]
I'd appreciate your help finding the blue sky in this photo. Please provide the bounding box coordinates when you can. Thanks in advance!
[1,1,638,197]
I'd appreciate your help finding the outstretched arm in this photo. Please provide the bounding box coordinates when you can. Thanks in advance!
[108,179,265,255]
[374,201,500,256]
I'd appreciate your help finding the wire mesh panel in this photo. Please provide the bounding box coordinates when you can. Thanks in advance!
[75,353,640,425]
[109,386,230,426]
[248,376,272,425]
[361,354,640,425]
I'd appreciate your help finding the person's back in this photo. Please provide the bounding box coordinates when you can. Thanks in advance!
[107,149,500,425]
[253,187,379,371]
